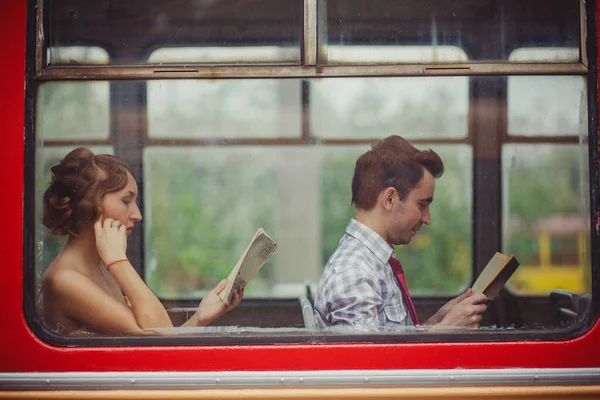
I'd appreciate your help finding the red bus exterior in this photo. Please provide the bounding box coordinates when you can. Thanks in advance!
[1,0,599,398]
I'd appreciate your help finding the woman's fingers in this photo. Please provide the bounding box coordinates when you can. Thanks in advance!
[231,287,244,308]
[97,217,126,235]
[211,278,228,295]
[103,217,113,230]
[94,218,103,235]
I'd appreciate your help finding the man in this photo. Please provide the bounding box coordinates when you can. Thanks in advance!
[314,135,487,330]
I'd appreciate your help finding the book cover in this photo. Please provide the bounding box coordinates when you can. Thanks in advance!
[472,252,520,300]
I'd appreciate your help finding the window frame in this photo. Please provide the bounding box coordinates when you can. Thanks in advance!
[24,0,600,346]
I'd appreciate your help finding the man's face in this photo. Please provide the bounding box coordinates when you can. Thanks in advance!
[387,170,435,245]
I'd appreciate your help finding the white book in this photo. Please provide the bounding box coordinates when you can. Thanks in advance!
[219,228,278,305]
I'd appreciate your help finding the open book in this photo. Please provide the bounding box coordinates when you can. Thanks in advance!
[219,228,278,305]
[472,252,520,300]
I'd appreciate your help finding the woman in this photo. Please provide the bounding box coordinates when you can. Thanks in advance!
[40,147,243,335]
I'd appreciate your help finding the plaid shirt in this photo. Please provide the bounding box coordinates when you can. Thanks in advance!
[314,218,413,331]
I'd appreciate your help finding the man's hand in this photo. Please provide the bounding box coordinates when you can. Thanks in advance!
[436,289,488,328]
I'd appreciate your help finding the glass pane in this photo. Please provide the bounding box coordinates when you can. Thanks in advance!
[326,45,468,64]
[147,80,301,139]
[508,76,586,136]
[326,0,579,63]
[144,147,279,298]
[145,144,472,299]
[37,82,110,140]
[47,0,301,65]
[510,47,579,63]
[310,77,468,139]
[47,46,109,65]
[502,144,591,296]
[149,47,297,64]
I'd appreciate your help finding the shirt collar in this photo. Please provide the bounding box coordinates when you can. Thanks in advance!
[345,218,395,265]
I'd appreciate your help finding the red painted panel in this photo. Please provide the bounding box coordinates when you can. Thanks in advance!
[0,0,598,374]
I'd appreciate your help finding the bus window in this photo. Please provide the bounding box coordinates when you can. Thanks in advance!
[509,47,579,63]
[37,81,109,140]
[507,75,586,136]
[325,45,468,65]
[144,146,280,298]
[46,0,302,66]
[325,0,579,64]
[309,77,469,140]
[47,46,109,65]
[28,0,596,342]
[147,79,301,139]
[503,52,590,298]
[502,145,591,296]
[148,47,298,65]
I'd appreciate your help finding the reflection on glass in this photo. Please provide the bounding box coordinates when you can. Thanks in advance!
[147,80,301,139]
[326,0,578,63]
[149,47,298,64]
[502,144,591,295]
[508,75,586,137]
[47,46,109,65]
[509,47,579,63]
[37,82,110,140]
[310,77,468,139]
[326,45,467,64]
[47,0,301,65]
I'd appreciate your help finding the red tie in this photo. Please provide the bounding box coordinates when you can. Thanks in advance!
[389,256,420,325]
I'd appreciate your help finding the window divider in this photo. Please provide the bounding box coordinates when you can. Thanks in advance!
[35,63,588,81]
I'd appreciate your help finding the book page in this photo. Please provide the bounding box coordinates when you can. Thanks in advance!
[233,231,277,286]
[219,228,278,304]
[472,252,508,294]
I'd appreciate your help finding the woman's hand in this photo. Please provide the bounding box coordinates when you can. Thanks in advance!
[94,216,128,265]
[193,279,245,326]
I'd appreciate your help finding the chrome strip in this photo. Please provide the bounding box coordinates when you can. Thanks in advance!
[1,369,599,390]
[35,0,44,73]
[317,0,328,65]
[303,0,318,66]
[581,0,588,68]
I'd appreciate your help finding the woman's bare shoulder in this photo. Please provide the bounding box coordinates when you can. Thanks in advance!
[41,255,91,294]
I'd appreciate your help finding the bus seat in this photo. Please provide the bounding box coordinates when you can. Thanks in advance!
[305,281,314,306]
[300,296,317,330]
[579,294,592,319]
[549,289,590,327]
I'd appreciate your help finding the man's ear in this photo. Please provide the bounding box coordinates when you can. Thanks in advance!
[381,187,397,211]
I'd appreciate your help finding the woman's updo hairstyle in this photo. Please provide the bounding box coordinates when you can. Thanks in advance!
[43,147,133,236]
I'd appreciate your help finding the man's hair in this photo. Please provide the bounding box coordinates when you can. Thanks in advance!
[351,135,444,210]
[43,147,133,236]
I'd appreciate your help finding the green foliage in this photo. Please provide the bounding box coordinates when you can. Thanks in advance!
[144,148,277,298]
[320,149,363,264]
[504,146,584,224]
